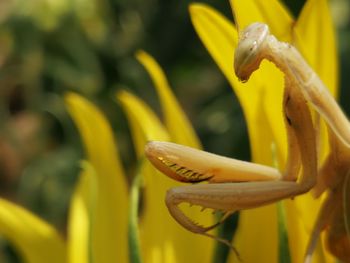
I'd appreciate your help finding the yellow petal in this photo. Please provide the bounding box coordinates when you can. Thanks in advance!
[294,0,338,97]
[189,3,286,166]
[0,198,66,263]
[136,50,201,148]
[229,0,293,41]
[65,92,128,263]
[67,161,97,263]
[117,90,214,263]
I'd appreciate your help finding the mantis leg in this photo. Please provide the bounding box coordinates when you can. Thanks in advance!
[303,192,335,263]
[308,177,350,263]
[163,80,316,229]
[166,180,311,235]
[326,188,350,263]
[307,137,350,262]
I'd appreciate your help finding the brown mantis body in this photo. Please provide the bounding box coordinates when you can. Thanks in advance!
[145,23,350,262]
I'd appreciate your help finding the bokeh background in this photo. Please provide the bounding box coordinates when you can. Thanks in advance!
[0,0,349,262]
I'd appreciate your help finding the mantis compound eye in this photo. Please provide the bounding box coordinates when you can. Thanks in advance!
[234,22,269,82]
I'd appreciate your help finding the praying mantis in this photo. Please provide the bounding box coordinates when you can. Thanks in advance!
[145,22,350,262]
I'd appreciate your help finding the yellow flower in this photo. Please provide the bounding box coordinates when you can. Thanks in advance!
[189,0,337,262]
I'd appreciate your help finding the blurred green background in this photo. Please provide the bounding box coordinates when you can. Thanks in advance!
[0,0,349,262]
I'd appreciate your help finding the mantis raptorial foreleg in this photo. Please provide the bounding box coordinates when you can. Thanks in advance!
[145,73,317,229]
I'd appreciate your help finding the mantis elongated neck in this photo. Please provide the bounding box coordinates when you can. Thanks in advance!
[264,35,350,148]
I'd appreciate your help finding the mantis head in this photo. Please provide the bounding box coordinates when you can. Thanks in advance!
[234,22,269,82]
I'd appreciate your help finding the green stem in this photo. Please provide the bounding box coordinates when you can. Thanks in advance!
[211,213,239,263]
[128,161,144,263]
[277,201,291,263]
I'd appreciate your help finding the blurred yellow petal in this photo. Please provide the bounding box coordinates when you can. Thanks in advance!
[136,50,201,148]
[116,90,169,154]
[117,90,214,263]
[229,0,293,41]
[294,0,338,97]
[0,198,66,263]
[65,92,128,263]
[67,161,98,263]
